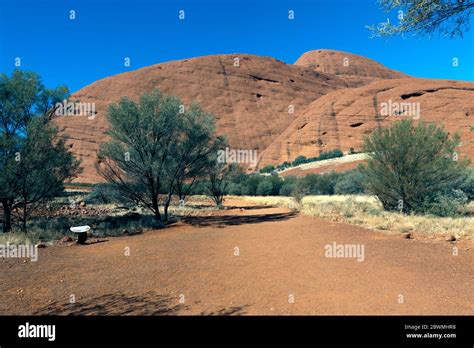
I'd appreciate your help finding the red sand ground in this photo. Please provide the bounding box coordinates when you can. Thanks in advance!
[1,199,472,315]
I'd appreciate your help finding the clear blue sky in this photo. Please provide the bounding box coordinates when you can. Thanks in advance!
[1,0,473,92]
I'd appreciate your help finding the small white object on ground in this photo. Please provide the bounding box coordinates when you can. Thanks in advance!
[70,225,91,244]
[70,226,91,233]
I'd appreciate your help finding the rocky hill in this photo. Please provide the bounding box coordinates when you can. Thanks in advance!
[294,49,408,87]
[53,50,474,182]
[259,78,474,167]
[54,53,349,182]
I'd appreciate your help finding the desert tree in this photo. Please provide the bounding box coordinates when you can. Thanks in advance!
[97,90,222,222]
[161,103,225,219]
[368,0,474,38]
[360,119,469,215]
[0,70,78,232]
[206,161,232,208]
[10,118,80,231]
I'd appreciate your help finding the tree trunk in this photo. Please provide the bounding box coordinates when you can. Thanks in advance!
[2,199,12,233]
[163,191,173,223]
[151,193,161,222]
[22,202,27,232]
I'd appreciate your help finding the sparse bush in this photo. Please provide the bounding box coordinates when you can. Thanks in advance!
[361,120,469,216]
[206,162,229,208]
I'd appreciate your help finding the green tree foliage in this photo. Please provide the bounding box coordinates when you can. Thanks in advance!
[334,169,366,195]
[460,167,474,200]
[259,164,275,173]
[279,176,297,196]
[256,179,273,196]
[292,155,307,166]
[10,118,80,231]
[86,183,129,205]
[0,70,78,232]
[98,90,223,221]
[274,149,344,171]
[368,0,474,38]
[360,120,469,215]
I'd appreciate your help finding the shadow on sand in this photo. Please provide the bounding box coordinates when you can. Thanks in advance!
[200,305,249,315]
[34,292,184,315]
[181,211,297,228]
[34,292,250,316]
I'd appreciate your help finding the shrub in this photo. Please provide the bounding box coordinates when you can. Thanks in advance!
[334,170,366,195]
[256,180,273,196]
[227,183,242,196]
[422,189,468,217]
[267,173,283,195]
[348,147,358,155]
[318,172,340,195]
[86,183,125,204]
[279,176,297,196]
[241,175,262,196]
[318,149,343,161]
[292,155,307,166]
[260,165,275,173]
[279,183,294,196]
[361,120,469,215]
[460,168,474,200]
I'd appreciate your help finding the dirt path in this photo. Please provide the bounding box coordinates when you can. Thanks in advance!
[1,199,473,315]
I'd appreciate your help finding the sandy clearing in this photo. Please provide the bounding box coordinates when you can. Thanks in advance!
[1,199,472,315]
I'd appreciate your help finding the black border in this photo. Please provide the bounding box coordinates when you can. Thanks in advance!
[0,315,472,346]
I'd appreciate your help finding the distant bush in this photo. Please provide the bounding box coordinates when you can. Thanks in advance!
[460,168,474,200]
[227,183,242,195]
[334,170,366,195]
[422,189,468,217]
[260,165,275,174]
[292,155,307,166]
[225,169,369,198]
[279,176,297,196]
[272,149,345,172]
[240,175,261,196]
[85,183,128,205]
[318,149,343,161]
[348,147,358,155]
[256,180,273,196]
[276,161,291,171]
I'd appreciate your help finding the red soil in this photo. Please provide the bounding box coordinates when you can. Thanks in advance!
[1,199,472,315]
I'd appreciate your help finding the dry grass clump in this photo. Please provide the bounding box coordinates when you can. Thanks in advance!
[236,195,296,208]
[240,195,473,239]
